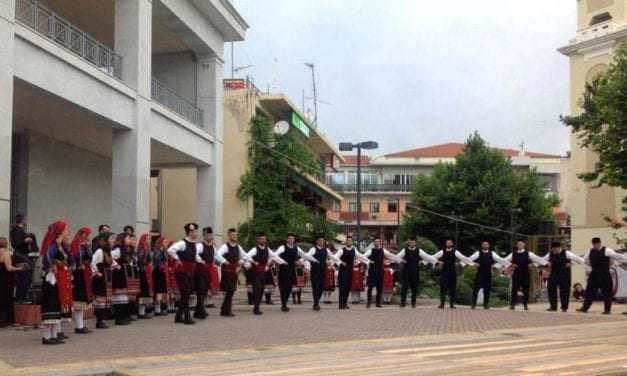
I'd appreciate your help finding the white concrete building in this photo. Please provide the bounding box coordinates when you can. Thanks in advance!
[0,0,247,238]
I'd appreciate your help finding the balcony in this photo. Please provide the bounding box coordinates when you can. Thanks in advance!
[339,212,370,221]
[569,20,618,44]
[15,0,122,79]
[329,183,412,193]
[151,77,204,128]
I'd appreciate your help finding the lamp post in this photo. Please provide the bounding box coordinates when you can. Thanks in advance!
[339,141,378,250]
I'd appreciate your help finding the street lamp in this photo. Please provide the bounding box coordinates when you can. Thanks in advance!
[339,141,379,249]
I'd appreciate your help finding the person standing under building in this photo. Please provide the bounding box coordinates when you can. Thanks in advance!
[10,214,32,303]
[245,232,286,315]
[432,240,474,309]
[151,236,169,316]
[69,227,93,333]
[542,241,584,312]
[578,237,627,314]
[195,226,221,319]
[467,241,510,309]
[335,235,370,310]
[91,232,116,329]
[166,223,205,324]
[397,238,437,308]
[363,237,402,308]
[306,235,343,311]
[136,234,154,319]
[216,228,255,317]
[0,237,25,328]
[503,240,548,310]
[274,233,319,312]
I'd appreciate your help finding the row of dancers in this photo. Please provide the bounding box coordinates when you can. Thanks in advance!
[26,219,627,344]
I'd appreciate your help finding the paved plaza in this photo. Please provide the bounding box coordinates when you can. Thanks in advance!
[2,294,627,375]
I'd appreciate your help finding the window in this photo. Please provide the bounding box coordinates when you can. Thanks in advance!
[388,200,398,213]
[347,173,378,185]
[326,173,345,185]
[348,201,359,212]
[385,174,414,185]
[370,202,380,213]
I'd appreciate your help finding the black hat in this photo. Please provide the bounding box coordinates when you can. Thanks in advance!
[592,237,602,244]
[202,227,213,234]
[184,223,199,233]
[551,241,561,248]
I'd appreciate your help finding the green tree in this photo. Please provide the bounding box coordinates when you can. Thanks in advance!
[237,116,336,248]
[401,132,558,253]
[561,42,627,221]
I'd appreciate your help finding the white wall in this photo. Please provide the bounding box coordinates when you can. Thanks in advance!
[26,133,112,238]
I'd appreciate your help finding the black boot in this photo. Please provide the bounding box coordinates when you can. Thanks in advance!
[194,297,207,319]
[292,292,297,305]
[174,302,184,323]
[297,291,302,305]
[114,305,129,326]
[265,292,272,305]
[183,310,195,325]
[247,292,254,305]
[95,309,109,329]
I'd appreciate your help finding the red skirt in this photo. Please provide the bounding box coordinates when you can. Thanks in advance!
[56,266,73,315]
[83,267,94,302]
[382,268,394,294]
[350,267,364,291]
[145,264,154,295]
[209,264,220,295]
[295,266,306,288]
[324,266,335,291]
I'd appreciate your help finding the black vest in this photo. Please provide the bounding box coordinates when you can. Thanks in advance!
[589,247,610,273]
[441,249,457,272]
[512,250,531,276]
[340,248,356,271]
[224,243,240,264]
[282,245,298,268]
[311,247,327,273]
[403,248,421,269]
[253,247,269,264]
[478,251,494,275]
[96,248,113,274]
[549,250,569,276]
[369,248,385,271]
[178,240,197,263]
[200,243,215,264]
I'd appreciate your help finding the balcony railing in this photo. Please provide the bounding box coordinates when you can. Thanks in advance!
[328,183,413,193]
[151,77,204,128]
[339,212,370,221]
[15,0,122,79]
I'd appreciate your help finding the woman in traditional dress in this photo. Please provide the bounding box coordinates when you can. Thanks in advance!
[136,233,154,319]
[323,259,336,304]
[152,236,169,316]
[91,232,116,329]
[350,260,365,304]
[163,238,178,313]
[0,237,25,327]
[40,220,72,345]
[69,227,93,334]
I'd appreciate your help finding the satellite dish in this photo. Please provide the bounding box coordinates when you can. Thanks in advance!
[273,120,290,136]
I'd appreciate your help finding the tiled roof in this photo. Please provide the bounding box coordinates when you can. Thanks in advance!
[342,155,371,165]
[384,142,561,159]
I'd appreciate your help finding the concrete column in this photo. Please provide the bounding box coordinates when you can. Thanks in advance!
[196,54,224,238]
[112,0,152,234]
[0,0,14,237]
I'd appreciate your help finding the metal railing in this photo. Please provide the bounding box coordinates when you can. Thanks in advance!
[15,0,122,79]
[328,183,413,193]
[151,77,204,128]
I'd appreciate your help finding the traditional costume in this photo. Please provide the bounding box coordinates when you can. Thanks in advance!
[382,262,395,304]
[503,248,548,310]
[306,244,342,310]
[468,248,509,309]
[110,234,137,325]
[194,236,215,319]
[350,262,365,304]
[263,264,276,305]
[363,246,402,308]
[433,247,474,309]
[541,244,584,312]
[275,242,318,311]
[91,232,115,329]
[245,244,285,314]
[397,246,437,308]
[69,227,93,333]
[578,241,627,314]
[335,246,369,309]
[292,264,307,305]
[216,241,252,317]
[151,237,169,316]
[137,234,154,319]
[323,260,336,304]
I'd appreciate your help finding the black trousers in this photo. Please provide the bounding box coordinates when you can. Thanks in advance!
[220,271,237,314]
[472,272,492,308]
[367,278,383,306]
[510,272,530,307]
[582,271,613,312]
[175,271,193,316]
[440,270,457,306]
[547,273,571,310]
[278,267,295,307]
[310,269,324,307]
[400,270,419,306]
[338,267,352,308]
[252,271,265,311]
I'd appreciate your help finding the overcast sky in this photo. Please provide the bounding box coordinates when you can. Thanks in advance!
[227,0,577,156]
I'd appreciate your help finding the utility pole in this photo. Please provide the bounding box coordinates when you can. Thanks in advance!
[305,62,318,128]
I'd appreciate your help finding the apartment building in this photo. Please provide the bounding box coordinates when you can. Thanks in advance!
[1,0,247,238]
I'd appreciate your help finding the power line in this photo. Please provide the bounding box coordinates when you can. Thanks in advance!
[406,203,530,238]
[253,140,322,174]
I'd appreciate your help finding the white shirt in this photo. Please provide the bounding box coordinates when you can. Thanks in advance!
[216,242,254,265]
[396,247,438,265]
[166,239,204,264]
[541,250,585,265]
[583,247,627,265]
[468,250,510,268]
[334,247,370,265]
[362,247,403,264]
[274,244,319,264]
[244,246,286,269]
[306,247,343,265]
[91,248,118,274]
[503,249,548,266]
[433,249,475,266]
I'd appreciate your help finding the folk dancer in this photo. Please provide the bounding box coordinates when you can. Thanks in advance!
[363,237,402,308]
[503,240,548,310]
[216,228,254,317]
[274,233,319,312]
[542,241,584,312]
[136,234,154,319]
[381,260,395,304]
[194,227,218,319]
[577,237,627,314]
[245,232,286,315]
[433,240,475,309]
[69,227,93,333]
[305,235,343,310]
[111,233,137,325]
[335,235,370,309]
[151,237,169,316]
[397,238,437,308]
[467,241,510,309]
[91,232,116,329]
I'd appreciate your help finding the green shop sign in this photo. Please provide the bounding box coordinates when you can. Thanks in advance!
[291,111,310,138]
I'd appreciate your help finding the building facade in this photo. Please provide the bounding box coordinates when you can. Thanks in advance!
[327,143,567,250]
[559,0,627,269]
[1,0,247,238]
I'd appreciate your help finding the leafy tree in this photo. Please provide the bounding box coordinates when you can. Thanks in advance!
[237,116,336,248]
[560,42,627,221]
[401,132,558,254]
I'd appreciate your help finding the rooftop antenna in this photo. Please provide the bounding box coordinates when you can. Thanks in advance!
[304,62,318,128]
